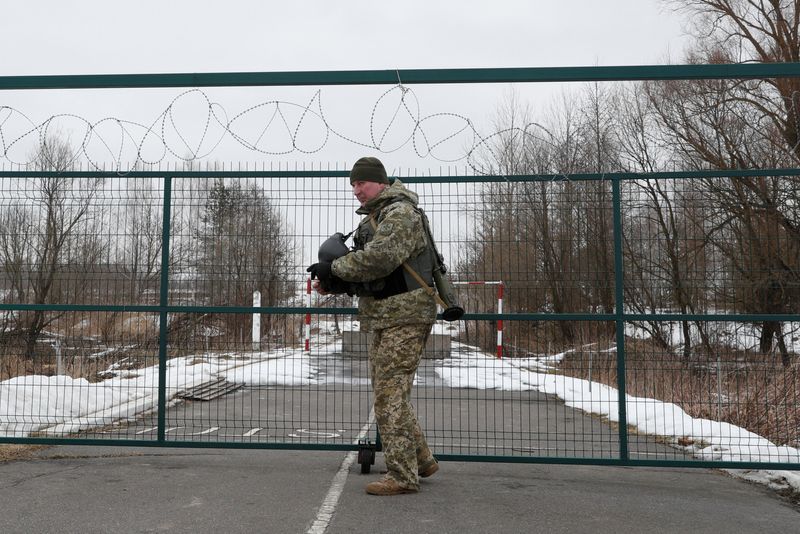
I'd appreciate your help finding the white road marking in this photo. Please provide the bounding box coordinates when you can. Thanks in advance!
[243,428,263,437]
[306,409,375,534]
[288,429,342,439]
[134,426,183,435]
[184,496,204,508]
[190,426,220,435]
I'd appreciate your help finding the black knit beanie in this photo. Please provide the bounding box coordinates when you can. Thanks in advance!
[349,156,388,184]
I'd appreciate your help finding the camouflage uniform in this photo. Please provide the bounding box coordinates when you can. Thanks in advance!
[332,180,436,490]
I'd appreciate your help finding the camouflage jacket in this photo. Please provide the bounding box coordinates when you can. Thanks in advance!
[332,180,437,331]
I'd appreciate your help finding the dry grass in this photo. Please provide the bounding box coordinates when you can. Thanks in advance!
[0,342,134,383]
[0,444,48,462]
[0,311,306,383]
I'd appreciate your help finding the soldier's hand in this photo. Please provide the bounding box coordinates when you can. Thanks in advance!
[306,261,333,281]
[311,279,330,295]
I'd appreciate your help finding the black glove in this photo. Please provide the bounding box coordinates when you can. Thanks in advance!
[325,276,355,296]
[306,261,333,281]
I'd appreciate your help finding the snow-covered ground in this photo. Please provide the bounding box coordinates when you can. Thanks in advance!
[1,320,798,493]
[438,341,800,492]
[626,320,800,354]
[0,349,317,438]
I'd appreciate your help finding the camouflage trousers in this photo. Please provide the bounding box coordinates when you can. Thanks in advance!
[369,322,435,490]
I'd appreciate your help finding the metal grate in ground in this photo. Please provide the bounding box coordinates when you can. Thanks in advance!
[177,378,244,401]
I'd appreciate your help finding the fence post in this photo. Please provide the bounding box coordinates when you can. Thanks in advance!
[54,339,62,376]
[612,178,629,462]
[157,174,173,443]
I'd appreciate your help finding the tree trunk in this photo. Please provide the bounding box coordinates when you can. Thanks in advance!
[24,310,47,359]
[775,322,790,367]
[681,318,692,362]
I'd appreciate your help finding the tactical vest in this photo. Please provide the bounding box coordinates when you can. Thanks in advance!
[352,202,437,300]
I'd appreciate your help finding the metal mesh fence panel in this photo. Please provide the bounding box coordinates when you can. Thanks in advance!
[0,169,798,470]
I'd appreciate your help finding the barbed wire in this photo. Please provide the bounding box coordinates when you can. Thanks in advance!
[0,84,560,176]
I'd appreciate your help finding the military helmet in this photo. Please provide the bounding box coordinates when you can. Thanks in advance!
[318,232,350,262]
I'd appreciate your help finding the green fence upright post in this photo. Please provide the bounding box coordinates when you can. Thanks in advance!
[612,178,629,461]
[157,175,173,442]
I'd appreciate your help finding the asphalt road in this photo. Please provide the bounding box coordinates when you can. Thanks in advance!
[1,351,798,532]
[79,353,684,463]
[1,445,797,533]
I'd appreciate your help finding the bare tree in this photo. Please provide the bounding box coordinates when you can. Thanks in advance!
[667,0,800,158]
[651,0,800,363]
[614,83,713,359]
[94,176,193,342]
[463,88,624,347]
[578,82,618,320]
[116,177,191,302]
[120,179,165,303]
[196,178,295,344]
[0,135,105,357]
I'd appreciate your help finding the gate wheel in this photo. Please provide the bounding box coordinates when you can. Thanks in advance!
[357,439,376,474]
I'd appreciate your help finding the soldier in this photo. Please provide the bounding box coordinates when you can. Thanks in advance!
[307,156,439,495]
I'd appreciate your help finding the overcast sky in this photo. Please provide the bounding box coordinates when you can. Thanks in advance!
[1,0,691,171]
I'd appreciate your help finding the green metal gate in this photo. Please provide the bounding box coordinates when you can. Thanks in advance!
[1,64,800,472]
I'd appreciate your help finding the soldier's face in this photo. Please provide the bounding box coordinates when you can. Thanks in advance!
[352,180,386,206]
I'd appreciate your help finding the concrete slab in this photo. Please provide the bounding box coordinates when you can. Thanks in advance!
[342,330,451,358]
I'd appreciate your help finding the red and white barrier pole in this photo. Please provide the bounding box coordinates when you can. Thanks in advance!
[305,277,311,352]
